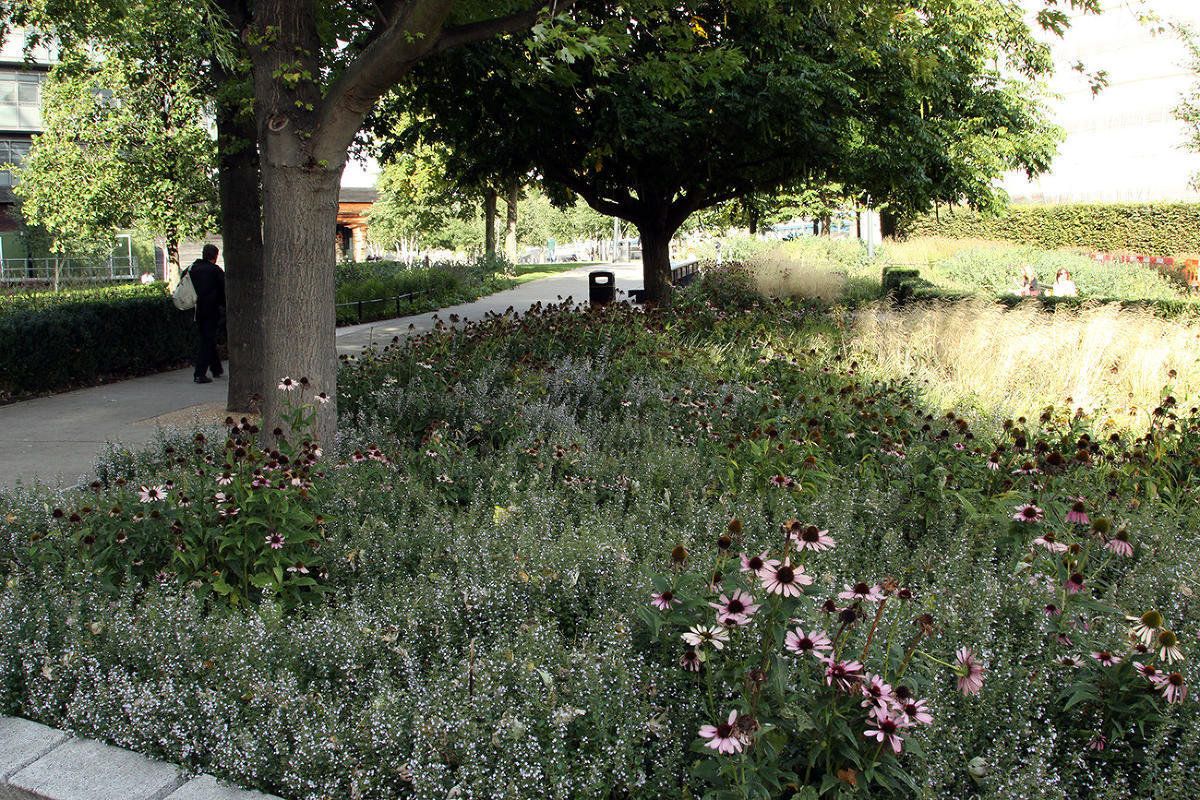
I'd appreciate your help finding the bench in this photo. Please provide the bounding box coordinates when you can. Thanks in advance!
[628,258,702,303]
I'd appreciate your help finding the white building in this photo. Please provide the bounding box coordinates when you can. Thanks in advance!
[1002,0,1200,204]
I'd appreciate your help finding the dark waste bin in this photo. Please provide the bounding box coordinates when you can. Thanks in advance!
[589,270,615,306]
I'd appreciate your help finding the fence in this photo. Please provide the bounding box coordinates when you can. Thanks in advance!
[0,254,139,288]
[334,288,431,324]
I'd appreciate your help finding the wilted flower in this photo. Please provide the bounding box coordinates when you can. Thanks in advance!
[954,647,985,695]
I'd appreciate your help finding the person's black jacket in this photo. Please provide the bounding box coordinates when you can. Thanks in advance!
[187,258,226,320]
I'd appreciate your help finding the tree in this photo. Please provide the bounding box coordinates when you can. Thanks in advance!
[1177,24,1200,190]
[14,7,216,277]
[394,0,1064,303]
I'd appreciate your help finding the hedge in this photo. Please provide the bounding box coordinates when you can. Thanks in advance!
[0,297,198,400]
[901,203,1200,255]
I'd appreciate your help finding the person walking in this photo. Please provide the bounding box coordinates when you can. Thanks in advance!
[189,244,226,384]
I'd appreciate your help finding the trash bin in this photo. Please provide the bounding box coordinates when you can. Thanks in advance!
[589,270,615,306]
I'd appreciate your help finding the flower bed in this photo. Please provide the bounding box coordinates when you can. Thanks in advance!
[0,282,1197,799]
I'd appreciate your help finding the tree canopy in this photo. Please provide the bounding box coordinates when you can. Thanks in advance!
[391,0,1063,300]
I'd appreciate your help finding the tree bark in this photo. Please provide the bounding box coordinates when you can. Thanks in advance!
[503,180,519,267]
[165,226,180,285]
[880,209,899,240]
[215,85,265,414]
[639,223,674,305]
[484,187,498,257]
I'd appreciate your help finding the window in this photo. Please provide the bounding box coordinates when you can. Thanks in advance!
[0,69,45,131]
[0,138,32,188]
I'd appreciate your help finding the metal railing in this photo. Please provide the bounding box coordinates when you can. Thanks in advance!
[334,288,431,323]
[0,255,139,287]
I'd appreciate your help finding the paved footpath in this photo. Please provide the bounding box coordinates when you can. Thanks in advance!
[0,262,645,489]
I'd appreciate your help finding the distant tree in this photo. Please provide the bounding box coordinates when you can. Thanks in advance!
[14,7,216,278]
[1177,25,1200,190]
[396,0,1066,302]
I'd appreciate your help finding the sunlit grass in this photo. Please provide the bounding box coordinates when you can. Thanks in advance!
[510,261,601,283]
[847,297,1200,431]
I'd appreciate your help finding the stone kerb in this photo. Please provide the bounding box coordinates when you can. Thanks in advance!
[0,716,280,800]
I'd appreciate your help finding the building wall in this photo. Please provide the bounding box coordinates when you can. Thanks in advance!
[1002,0,1200,204]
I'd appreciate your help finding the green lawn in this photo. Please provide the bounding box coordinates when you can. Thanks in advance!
[510,260,602,283]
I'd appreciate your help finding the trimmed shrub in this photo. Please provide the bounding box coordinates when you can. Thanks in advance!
[0,296,196,399]
[901,203,1200,255]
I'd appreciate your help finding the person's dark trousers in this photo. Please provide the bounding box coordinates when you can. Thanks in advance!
[195,315,222,379]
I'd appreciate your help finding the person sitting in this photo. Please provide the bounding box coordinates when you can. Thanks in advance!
[1014,264,1040,296]
[1052,268,1077,297]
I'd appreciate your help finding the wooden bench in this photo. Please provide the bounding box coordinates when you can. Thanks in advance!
[628,258,702,303]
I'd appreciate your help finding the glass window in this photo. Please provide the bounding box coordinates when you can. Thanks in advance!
[17,74,40,105]
[0,72,16,104]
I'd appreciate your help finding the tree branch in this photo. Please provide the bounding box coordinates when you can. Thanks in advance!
[433,1,576,56]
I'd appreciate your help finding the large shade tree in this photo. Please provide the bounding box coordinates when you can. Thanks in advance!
[391,0,1065,302]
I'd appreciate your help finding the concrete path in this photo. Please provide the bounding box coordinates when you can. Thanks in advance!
[0,262,646,489]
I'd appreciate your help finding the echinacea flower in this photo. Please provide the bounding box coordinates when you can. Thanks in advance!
[1091,651,1122,667]
[1032,532,1068,553]
[314,392,330,404]
[710,589,760,626]
[265,532,285,549]
[278,377,297,391]
[864,714,909,754]
[679,648,703,672]
[954,647,985,696]
[699,710,745,755]
[1136,662,1160,681]
[137,485,167,503]
[784,627,832,658]
[838,582,884,603]
[1065,498,1090,525]
[1153,672,1187,704]
[760,559,812,597]
[682,624,729,650]
[792,525,836,552]
[895,698,933,726]
[1128,610,1164,646]
[822,657,864,692]
[739,550,779,577]
[986,452,1002,471]
[651,590,679,611]
[1057,655,1083,669]
[1106,529,1133,557]
[1064,572,1085,595]
[1156,629,1185,664]
[860,673,896,712]
[1013,504,1044,523]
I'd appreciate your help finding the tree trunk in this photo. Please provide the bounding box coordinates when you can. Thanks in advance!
[165,225,181,285]
[880,209,899,240]
[484,187,498,257]
[503,180,519,268]
[215,88,265,414]
[258,157,343,445]
[639,223,674,304]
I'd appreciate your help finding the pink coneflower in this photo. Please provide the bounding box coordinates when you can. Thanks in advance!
[699,710,745,755]
[1091,651,1122,667]
[768,474,794,488]
[792,525,836,552]
[784,627,832,658]
[1064,572,1086,595]
[1156,630,1184,665]
[278,377,297,391]
[314,392,330,404]
[1065,498,1090,525]
[864,714,908,754]
[760,559,811,597]
[1044,603,1062,616]
[954,647,985,696]
[216,471,234,486]
[838,582,884,603]
[1153,672,1188,704]
[952,442,965,451]
[137,485,167,503]
[682,624,729,650]
[1032,531,1068,553]
[822,657,865,692]
[739,550,779,577]
[860,674,896,712]
[895,698,933,726]
[986,453,1002,471]
[266,532,285,549]
[710,589,760,626]
[651,590,679,611]
[1087,735,1107,752]
[1057,655,1083,669]
[1013,504,1044,523]
[1106,529,1133,557]
[1136,662,1160,681]
[679,648,703,672]
[1127,610,1164,646]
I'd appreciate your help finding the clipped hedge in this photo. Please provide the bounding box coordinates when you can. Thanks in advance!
[902,203,1200,255]
[0,283,168,317]
[0,296,197,399]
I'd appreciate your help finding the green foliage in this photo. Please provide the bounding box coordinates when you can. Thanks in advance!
[901,204,1200,255]
[0,294,195,399]
[0,282,166,317]
[334,259,507,325]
